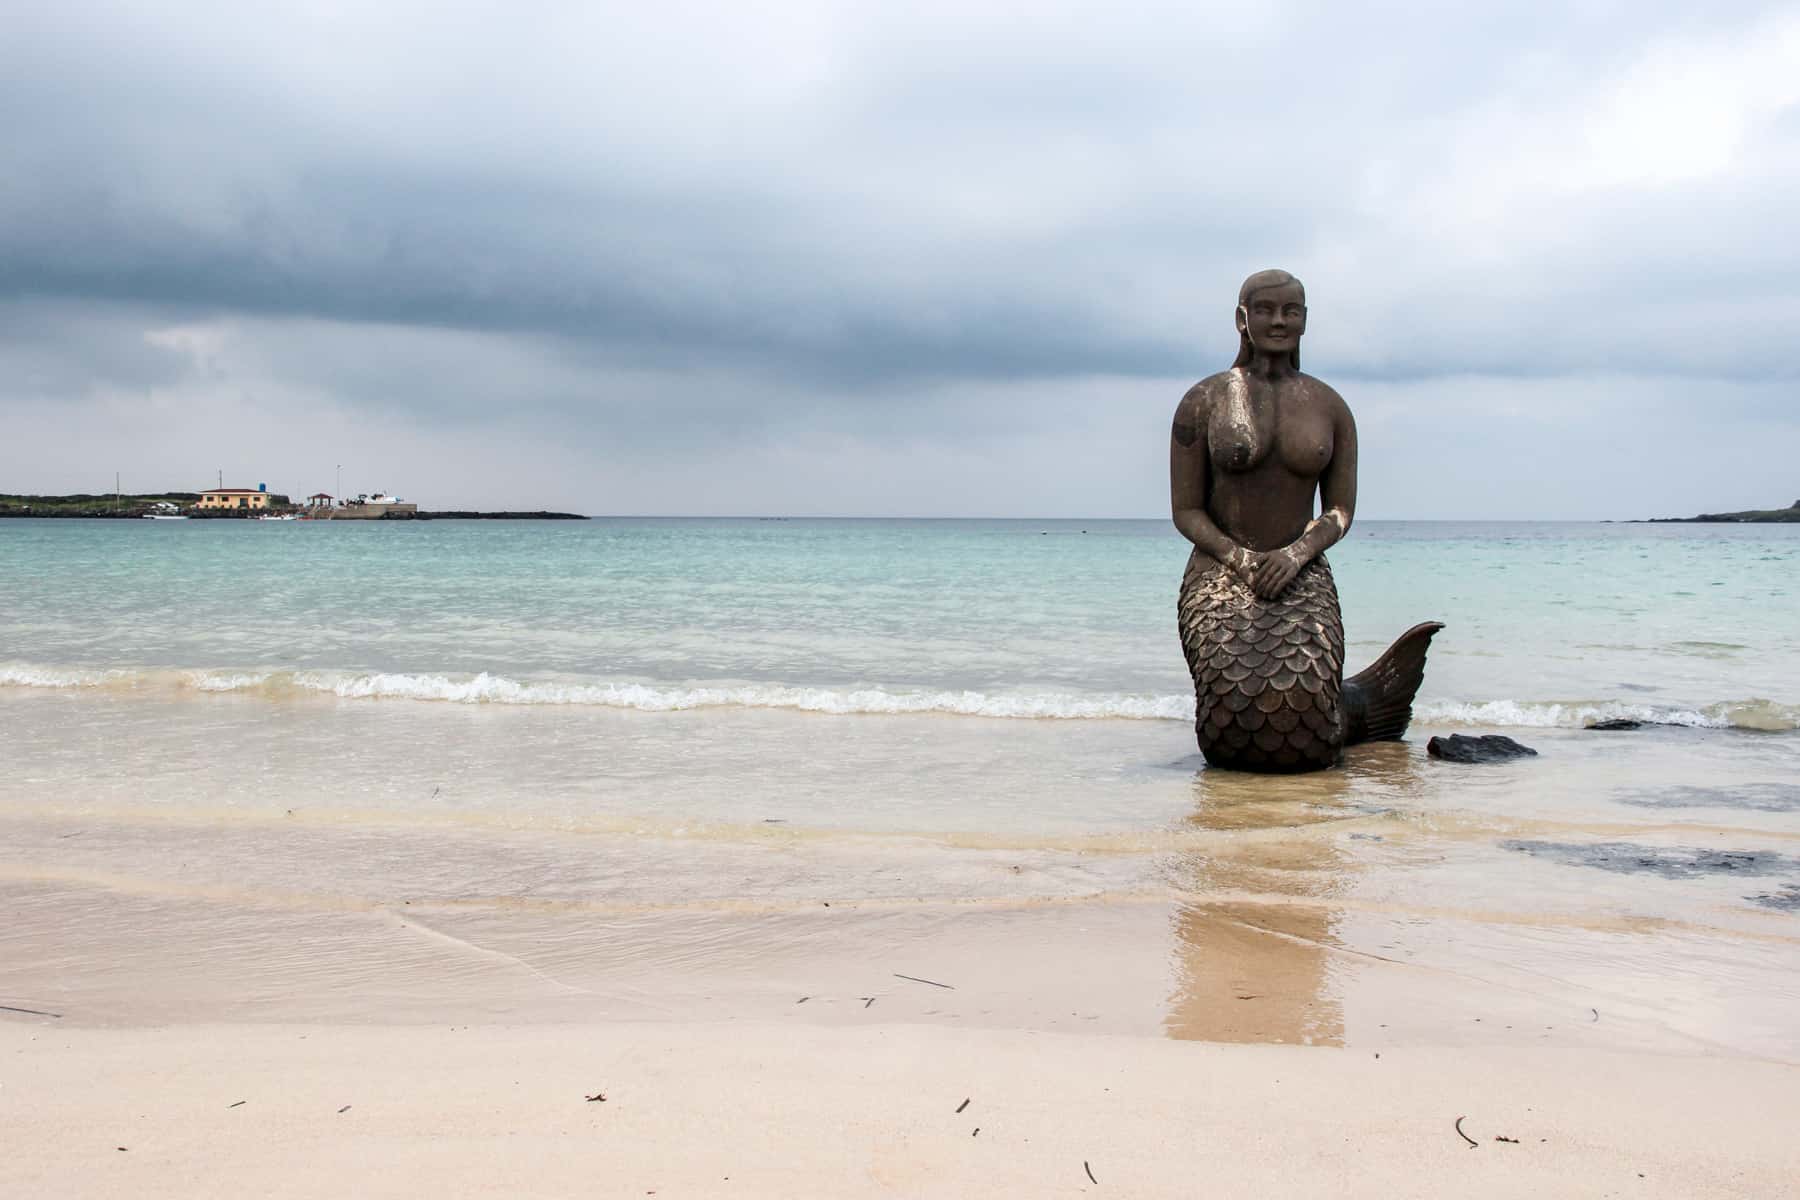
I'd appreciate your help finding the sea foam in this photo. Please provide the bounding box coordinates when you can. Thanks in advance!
[0,663,1190,720]
[2,662,1793,730]
[1412,698,1798,732]
[283,670,1197,720]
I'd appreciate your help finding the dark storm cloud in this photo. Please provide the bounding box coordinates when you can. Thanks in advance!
[4,161,1193,387]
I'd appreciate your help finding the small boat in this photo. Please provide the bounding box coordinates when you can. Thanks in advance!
[256,513,299,521]
[143,514,189,520]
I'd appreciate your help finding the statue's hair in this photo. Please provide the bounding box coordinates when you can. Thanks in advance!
[1232,269,1305,369]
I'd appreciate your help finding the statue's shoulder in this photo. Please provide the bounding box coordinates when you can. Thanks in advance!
[1296,371,1351,415]
[1178,371,1233,414]
[1172,375,1226,447]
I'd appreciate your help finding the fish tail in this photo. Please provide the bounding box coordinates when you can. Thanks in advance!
[1341,621,1444,745]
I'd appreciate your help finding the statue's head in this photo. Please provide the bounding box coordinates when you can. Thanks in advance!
[1233,269,1306,369]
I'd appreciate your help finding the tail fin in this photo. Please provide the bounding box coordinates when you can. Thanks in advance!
[1341,622,1444,745]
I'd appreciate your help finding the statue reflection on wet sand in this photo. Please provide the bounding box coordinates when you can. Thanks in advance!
[1163,742,1422,1044]
[1171,270,1443,772]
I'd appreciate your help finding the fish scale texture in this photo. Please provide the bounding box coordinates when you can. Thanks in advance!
[1178,549,1345,772]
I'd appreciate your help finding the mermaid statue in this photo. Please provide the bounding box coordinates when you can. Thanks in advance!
[1171,269,1442,772]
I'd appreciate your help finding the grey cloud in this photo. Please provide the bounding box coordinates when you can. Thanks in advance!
[4,1,1800,515]
[6,1,1797,394]
[0,304,197,397]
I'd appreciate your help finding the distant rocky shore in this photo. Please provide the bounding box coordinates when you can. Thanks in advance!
[412,511,588,520]
[1644,500,1800,524]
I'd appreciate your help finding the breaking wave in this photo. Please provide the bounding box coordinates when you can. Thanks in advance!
[3,663,1793,730]
[285,671,1199,719]
[1412,698,1799,733]
[0,663,1190,721]
[0,664,122,689]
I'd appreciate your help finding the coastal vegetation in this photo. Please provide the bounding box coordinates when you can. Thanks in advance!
[1,493,584,519]
[0,491,235,517]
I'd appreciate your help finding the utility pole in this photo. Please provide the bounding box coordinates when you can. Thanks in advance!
[116,471,121,512]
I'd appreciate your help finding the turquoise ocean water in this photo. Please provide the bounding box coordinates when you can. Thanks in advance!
[3,517,1796,729]
[4,517,1798,1049]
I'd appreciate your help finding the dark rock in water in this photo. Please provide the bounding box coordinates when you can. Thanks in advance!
[1750,883,1800,912]
[1503,841,1800,909]
[1503,839,1798,880]
[1427,734,1538,763]
[1586,718,1644,731]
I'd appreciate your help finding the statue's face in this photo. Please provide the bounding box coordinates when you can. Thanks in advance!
[1238,283,1307,354]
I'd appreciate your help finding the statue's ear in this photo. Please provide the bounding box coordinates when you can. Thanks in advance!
[1235,304,1249,331]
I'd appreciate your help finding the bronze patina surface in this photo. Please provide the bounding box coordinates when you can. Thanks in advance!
[1170,270,1441,772]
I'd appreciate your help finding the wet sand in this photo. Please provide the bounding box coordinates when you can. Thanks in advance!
[6,805,1797,1055]
[5,700,1797,1055]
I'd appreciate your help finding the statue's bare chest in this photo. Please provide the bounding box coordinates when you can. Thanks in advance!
[1207,374,1333,478]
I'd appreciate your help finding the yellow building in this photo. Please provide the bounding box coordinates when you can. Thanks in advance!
[197,488,272,511]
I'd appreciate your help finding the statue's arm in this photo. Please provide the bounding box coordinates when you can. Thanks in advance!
[1170,384,1255,576]
[1251,391,1358,598]
[1288,395,1353,561]
[1308,393,1359,554]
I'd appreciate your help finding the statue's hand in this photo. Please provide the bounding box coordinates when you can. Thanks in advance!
[1251,548,1303,599]
[1225,546,1263,587]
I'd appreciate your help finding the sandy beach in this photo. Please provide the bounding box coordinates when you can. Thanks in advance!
[5,1019,1796,1199]
[6,723,1799,1199]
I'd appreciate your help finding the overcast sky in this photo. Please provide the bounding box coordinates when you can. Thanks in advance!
[3,1,1797,517]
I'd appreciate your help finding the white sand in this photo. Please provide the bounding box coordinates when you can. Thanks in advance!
[4,1020,1794,1199]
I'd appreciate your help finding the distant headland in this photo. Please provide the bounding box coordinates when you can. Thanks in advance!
[1643,500,1800,524]
[1,492,587,520]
